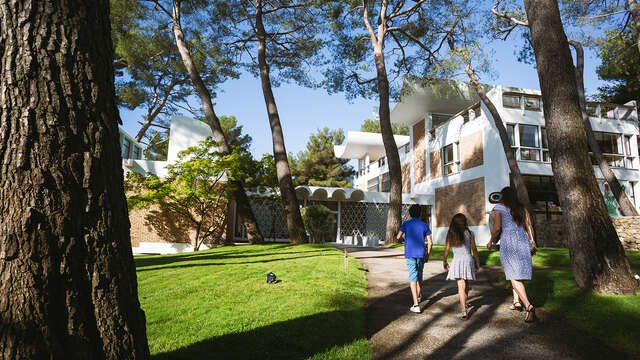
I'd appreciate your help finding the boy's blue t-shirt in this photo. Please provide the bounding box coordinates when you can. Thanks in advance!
[400,218,431,258]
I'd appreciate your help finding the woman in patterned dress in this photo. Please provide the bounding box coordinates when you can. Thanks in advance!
[486,187,536,323]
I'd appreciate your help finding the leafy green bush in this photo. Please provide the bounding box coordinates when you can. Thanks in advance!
[301,205,335,243]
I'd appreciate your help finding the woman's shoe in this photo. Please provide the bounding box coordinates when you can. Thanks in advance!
[510,301,523,312]
[524,304,536,323]
[458,309,468,320]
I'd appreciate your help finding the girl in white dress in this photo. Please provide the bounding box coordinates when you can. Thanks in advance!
[443,213,480,320]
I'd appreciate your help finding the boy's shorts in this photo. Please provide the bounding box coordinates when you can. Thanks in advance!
[406,257,424,282]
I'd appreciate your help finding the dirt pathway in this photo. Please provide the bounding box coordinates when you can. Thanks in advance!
[334,245,628,360]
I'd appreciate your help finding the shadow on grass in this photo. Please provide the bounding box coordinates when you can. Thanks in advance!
[152,310,368,360]
[504,269,640,358]
[137,253,336,272]
[135,246,334,269]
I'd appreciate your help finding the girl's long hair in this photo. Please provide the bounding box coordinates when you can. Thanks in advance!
[446,213,469,247]
[501,186,525,226]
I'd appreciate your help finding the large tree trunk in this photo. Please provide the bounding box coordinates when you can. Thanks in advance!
[255,1,307,244]
[171,0,263,243]
[569,39,638,216]
[628,0,640,53]
[0,1,150,358]
[523,0,638,294]
[374,52,403,243]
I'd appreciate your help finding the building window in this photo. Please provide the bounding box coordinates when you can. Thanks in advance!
[523,96,541,111]
[442,143,460,176]
[121,137,131,159]
[518,124,540,161]
[381,173,390,192]
[503,94,520,109]
[627,182,636,206]
[379,157,386,167]
[368,177,379,192]
[132,146,141,160]
[506,124,515,146]
[590,131,635,169]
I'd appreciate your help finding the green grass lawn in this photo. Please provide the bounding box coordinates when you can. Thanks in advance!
[135,244,370,360]
[389,243,640,356]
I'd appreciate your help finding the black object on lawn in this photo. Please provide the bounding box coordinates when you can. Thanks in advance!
[266,272,277,284]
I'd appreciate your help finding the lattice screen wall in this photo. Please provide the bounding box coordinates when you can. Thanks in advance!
[240,199,430,244]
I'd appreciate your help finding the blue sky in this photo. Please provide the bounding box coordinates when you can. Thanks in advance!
[118,36,607,159]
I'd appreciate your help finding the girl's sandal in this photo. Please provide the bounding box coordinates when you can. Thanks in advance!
[458,309,468,320]
[524,305,536,323]
[510,301,523,312]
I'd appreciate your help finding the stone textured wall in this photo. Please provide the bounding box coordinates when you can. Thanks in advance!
[435,177,486,227]
[533,215,640,251]
[611,216,640,251]
[430,149,441,179]
[401,163,411,194]
[413,120,426,184]
[460,131,484,170]
[129,200,233,248]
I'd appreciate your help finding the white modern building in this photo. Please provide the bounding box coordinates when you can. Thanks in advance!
[337,79,639,245]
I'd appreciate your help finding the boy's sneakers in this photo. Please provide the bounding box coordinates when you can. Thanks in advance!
[409,305,421,313]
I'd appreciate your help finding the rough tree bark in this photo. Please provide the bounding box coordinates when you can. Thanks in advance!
[255,0,308,244]
[364,0,402,243]
[523,0,638,294]
[0,1,150,358]
[169,0,264,243]
[628,0,640,52]
[568,39,638,216]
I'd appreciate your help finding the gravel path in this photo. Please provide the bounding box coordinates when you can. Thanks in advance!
[333,245,628,360]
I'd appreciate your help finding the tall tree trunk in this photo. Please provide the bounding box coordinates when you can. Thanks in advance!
[628,0,640,52]
[374,52,403,244]
[569,39,638,216]
[170,0,263,243]
[523,0,638,294]
[255,1,307,244]
[461,54,534,218]
[0,1,150,358]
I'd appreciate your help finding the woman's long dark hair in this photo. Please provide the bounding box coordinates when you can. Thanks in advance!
[501,187,525,226]
[446,213,469,247]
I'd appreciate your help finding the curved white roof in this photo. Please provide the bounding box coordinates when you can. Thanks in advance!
[334,131,409,161]
[295,186,365,202]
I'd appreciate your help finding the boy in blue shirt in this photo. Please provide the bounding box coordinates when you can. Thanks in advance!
[396,204,432,313]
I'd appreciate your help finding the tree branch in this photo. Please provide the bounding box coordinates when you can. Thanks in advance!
[262,3,304,15]
[389,0,427,19]
[347,72,377,85]
[491,0,529,26]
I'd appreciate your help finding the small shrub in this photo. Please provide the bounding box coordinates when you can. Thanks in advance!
[301,205,335,243]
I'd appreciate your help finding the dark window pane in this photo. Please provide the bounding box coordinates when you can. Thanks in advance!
[503,94,520,108]
[520,148,540,161]
[594,132,620,154]
[507,124,515,146]
[524,96,541,111]
[519,125,538,147]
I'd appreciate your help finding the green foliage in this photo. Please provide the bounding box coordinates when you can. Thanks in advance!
[360,118,409,135]
[301,205,335,243]
[111,0,240,143]
[136,244,370,358]
[220,115,252,153]
[214,1,328,88]
[322,1,476,101]
[290,128,354,187]
[596,26,640,103]
[126,137,258,250]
